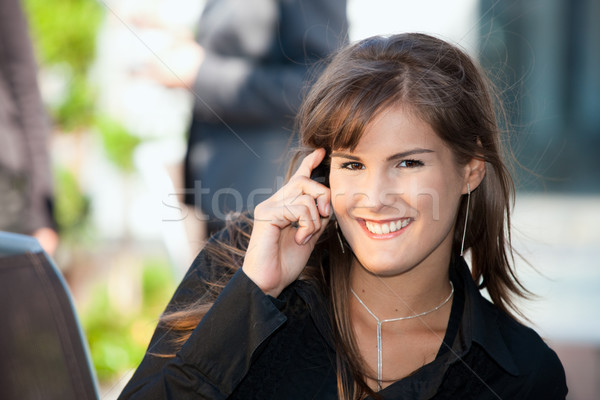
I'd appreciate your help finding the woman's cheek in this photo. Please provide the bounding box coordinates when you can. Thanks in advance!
[329,175,350,208]
[414,176,457,226]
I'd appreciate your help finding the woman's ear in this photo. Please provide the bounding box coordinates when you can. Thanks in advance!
[463,157,486,194]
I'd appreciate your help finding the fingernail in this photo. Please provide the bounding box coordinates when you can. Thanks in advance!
[324,202,330,216]
[302,234,313,245]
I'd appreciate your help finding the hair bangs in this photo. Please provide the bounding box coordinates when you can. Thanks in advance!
[303,66,407,152]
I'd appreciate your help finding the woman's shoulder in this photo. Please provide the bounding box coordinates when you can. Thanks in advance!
[485,301,567,395]
[490,303,556,358]
[456,258,565,384]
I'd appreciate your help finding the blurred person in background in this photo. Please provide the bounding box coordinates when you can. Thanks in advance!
[136,0,348,237]
[0,0,57,255]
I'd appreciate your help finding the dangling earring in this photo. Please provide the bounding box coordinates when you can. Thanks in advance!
[460,183,471,257]
[335,221,345,254]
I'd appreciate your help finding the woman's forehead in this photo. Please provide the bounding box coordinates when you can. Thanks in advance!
[336,105,443,153]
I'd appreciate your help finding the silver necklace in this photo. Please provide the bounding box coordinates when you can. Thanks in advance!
[350,281,454,390]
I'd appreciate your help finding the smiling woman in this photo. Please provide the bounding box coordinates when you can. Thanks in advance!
[119,33,567,400]
[329,107,481,281]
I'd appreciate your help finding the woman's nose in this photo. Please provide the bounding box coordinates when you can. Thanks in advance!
[351,172,400,211]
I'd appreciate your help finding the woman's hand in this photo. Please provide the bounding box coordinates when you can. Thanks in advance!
[242,148,331,297]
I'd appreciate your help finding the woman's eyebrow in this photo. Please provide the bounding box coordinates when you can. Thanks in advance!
[386,148,434,161]
[330,151,360,160]
[330,148,434,161]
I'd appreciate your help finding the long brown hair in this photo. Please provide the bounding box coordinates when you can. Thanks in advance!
[158,33,527,399]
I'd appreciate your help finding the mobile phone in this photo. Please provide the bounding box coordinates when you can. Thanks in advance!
[310,156,330,188]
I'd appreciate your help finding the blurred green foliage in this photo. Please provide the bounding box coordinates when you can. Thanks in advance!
[24,0,103,131]
[24,0,144,239]
[53,166,91,241]
[96,117,142,172]
[54,73,98,132]
[23,1,157,385]
[81,258,175,382]
[24,0,102,73]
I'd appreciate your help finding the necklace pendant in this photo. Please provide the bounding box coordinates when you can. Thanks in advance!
[350,281,455,393]
[377,321,383,391]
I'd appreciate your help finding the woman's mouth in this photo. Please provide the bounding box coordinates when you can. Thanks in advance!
[361,218,411,237]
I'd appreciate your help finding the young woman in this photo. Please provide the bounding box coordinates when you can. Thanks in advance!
[119,33,567,399]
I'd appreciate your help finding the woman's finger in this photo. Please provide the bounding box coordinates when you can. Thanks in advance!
[277,196,319,236]
[274,203,318,244]
[274,189,329,221]
[283,175,330,217]
[293,148,327,179]
[255,196,316,229]
[304,214,331,247]
[287,194,322,231]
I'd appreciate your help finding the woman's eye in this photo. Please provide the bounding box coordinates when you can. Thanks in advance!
[398,159,424,168]
[341,161,365,170]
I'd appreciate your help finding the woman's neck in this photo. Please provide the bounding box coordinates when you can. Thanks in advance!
[348,254,452,322]
[348,252,455,388]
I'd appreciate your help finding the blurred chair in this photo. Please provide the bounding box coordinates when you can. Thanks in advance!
[0,231,99,400]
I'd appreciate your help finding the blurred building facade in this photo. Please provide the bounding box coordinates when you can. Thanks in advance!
[479,0,600,193]
[478,2,600,398]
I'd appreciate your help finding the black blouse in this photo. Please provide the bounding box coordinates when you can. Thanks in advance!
[119,231,568,399]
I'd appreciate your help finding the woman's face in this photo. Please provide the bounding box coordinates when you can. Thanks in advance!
[329,106,468,277]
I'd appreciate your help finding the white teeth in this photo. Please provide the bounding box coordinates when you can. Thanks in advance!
[373,224,382,234]
[365,218,410,234]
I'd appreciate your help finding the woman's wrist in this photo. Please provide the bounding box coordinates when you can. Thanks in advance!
[241,264,284,298]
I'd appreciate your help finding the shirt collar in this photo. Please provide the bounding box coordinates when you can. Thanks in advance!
[294,256,522,377]
[453,257,520,376]
[293,280,337,351]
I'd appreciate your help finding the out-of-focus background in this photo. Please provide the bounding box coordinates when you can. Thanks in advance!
[19,0,599,398]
